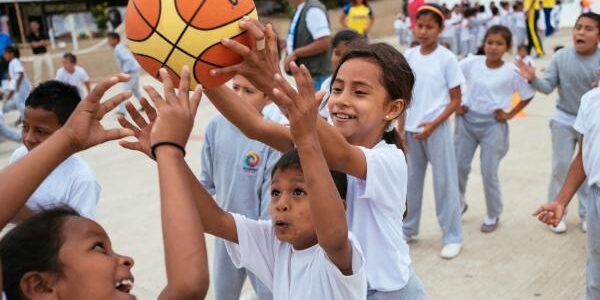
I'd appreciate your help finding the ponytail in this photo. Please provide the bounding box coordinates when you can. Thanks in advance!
[382,126,407,156]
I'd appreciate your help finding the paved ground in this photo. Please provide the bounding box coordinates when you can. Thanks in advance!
[0,28,588,299]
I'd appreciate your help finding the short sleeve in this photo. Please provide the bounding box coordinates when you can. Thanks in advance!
[514,71,535,101]
[306,7,331,40]
[574,92,591,135]
[458,55,475,79]
[79,67,90,82]
[321,234,366,297]
[444,53,465,89]
[12,60,24,74]
[357,145,407,210]
[67,179,101,220]
[225,214,276,290]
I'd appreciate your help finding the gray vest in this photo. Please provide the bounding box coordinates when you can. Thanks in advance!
[293,0,332,76]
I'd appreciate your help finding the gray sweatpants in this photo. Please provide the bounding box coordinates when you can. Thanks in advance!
[548,120,588,221]
[455,112,509,220]
[214,238,272,300]
[404,120,464,244]
[586,185,600,299]
[367,266,427,300]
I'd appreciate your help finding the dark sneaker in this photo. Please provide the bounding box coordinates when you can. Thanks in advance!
[480,218,499,233]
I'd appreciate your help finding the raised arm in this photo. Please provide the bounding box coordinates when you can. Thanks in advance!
[517,56,559,94]
[273,60,353,275]
[147,67,209,300]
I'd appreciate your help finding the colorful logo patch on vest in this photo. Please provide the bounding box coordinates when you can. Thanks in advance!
[243,151,261,172]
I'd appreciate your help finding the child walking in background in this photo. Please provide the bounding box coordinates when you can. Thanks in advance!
[456,26,535,233]
[395,14,410,46]
[107,32,143,115]
[513,2,528,48]
[533,87,600,299]
[0,72,210,300]
[518,12,600,233]
[3,46,31,116]
[198,74,281,300]
[460,8,475,55]
[402,4,465,259]
[9,81,101,222]
[56,53,91,98]
[515,44,536,67]
[206,20,427,298]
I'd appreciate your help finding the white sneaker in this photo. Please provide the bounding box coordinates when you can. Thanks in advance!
[440,243,462,259]
[582,221,588,233]
[550,219,567,234]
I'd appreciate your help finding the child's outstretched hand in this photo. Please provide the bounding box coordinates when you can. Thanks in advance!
[532,202,565,227]
[210,18,281,97]
[117,98,157,159]
[272,62,325,142]
[61,74,134,152]
[145,66,203,156]
[516,59,536,82]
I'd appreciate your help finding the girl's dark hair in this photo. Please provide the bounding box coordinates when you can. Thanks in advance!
[0,206,81,300]
[416,3,445,27]
[272,149,348,200]
[484,25,513,49]
[331,43,415,153]
[577,12,600,32]
[4,45,19,58]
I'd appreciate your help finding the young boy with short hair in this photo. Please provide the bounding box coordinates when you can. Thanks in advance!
[107,32,142,115]
[56,53,91,98]
[534,87,600,299]
[9,80,100,222]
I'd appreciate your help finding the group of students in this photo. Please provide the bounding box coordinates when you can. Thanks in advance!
[0,5,600,300]
[395,0,562,57]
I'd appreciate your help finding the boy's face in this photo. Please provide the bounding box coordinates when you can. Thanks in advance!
[269,168,318,250]
[3,51,12,61]
[62,58,76,72]
[22,107,62,151]
[107,37,118,48]
[331,42,350,70]
[232,75,270,110]
[573,17,600,55]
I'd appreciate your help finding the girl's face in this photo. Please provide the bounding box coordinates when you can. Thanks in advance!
[484,33,509,62]
[414,14,443,47]
[573,17,600,55]
[328,58,402,147]
[47,217,136,300]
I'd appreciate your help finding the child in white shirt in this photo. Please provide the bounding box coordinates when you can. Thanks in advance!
[9,80,100,221]
[456,26,535,233]
[3,46,31,115]
[403,4,465,259]
[512,2,527,48]
[534,87,600,299]
[56,53,91,98]
[515,44,536,67]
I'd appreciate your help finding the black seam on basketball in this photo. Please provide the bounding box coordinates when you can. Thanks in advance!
[185,5,256,31]
[160,0,209,70]
[129,0,162,42]
[195,30,247,60]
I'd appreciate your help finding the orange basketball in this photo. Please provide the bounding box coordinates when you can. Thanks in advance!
[125,0,258,88]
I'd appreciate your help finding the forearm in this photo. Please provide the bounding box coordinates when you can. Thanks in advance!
[316,117,367,179]
[531,76,556,94]
[555,147,587,207]
[293,37,332,58]
[205,86,294,152]
[0,130,75,228]
[296,133,348,251]
[508,99,532,118]
[157,148,209,299]
[184,162,238,243]
[340,15,348,28]
[431,92,461,128]
[16,74,23,90]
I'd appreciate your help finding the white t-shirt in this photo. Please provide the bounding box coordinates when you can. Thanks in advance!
[513,11,526,28]
[287,3,331,55]
[574,88,600,187]
[56,66,90,97]
[345,141,411,291]
[460,18,472,41]
[404,45,464,132]
[9,146,101,219]
[225,213,367,300]
[8,58,31,104]
[460,55,535,114]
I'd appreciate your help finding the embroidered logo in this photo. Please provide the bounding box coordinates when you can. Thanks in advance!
[243,151,261,172]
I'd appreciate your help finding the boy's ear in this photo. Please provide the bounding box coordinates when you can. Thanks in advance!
[20,271,58,300]
[385,99,406,121]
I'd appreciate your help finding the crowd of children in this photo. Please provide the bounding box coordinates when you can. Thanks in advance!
[0,3,599,300]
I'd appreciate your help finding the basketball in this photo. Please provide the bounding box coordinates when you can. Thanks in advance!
[125,0,258,89]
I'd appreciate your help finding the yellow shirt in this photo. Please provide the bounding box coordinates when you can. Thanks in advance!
[542,0,556,8]
[344,4,372,35]
[524,0,540,10]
